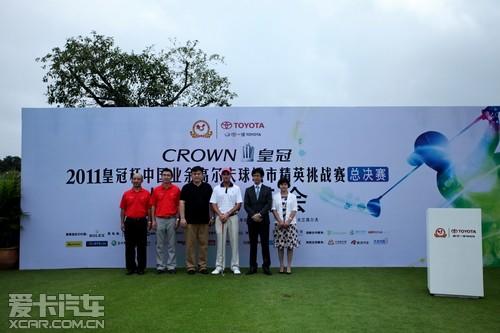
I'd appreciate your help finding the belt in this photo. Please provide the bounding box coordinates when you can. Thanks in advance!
[157,215,177,219]
[125,217,147,221]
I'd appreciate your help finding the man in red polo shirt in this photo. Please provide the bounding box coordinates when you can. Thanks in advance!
[120,172,151,275]
[151,168,181,274]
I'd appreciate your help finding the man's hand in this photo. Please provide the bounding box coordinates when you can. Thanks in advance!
[180,218,187,228]
[120,222,125,232]
[251,213,263,222]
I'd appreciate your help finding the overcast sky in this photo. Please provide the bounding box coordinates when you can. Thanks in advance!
[1,0,500,157]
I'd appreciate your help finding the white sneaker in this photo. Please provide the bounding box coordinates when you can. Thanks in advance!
[232,268,241,275]
[211,267,223,275]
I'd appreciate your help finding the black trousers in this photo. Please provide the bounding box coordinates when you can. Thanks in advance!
[247,221,271,269]
[124,217,148,271]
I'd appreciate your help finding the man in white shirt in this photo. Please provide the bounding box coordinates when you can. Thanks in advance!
[210,168,243,275]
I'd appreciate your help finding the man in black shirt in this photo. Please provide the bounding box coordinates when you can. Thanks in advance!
[179,166,214,274]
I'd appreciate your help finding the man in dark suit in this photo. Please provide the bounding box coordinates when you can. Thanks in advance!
[244,167,273,275]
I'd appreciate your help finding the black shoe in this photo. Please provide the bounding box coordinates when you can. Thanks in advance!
[246,268,257,275]
[199,268,208,275]
[157,269,166,274]
[137,270,145,275]
[187,269,196,275]
[167,269,176,274]
[263,267,272,275]
[126,269,136,275]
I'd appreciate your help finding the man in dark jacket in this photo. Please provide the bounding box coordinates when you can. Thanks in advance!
[244,167,273,275]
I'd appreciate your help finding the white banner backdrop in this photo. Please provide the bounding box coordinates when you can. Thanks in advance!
[20,107,500,269]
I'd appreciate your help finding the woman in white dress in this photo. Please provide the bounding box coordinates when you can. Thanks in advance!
[271,177,299,274]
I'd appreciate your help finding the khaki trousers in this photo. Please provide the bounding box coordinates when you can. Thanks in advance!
[185,224,209,270]
[214,215,239,270]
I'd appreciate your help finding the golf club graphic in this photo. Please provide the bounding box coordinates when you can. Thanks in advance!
[220,220,225,276]
[367,109,493,217]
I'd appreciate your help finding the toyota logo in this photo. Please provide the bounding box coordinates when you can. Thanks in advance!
[221,121,232,129]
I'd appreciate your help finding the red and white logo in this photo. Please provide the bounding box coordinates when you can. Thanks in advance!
[434,228,447,238]
[190,120,213,138]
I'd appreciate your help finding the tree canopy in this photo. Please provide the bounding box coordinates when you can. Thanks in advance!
[0,156,21,173]
[37,32,237,107]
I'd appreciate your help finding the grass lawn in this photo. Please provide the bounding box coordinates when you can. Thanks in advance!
[1,268,499,332]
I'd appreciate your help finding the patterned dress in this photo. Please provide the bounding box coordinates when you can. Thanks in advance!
[273,195,300,249]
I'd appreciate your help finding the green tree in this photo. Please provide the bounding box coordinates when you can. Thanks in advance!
[0,171,21,248]
[0,156,21,173]
[37,32,237,107]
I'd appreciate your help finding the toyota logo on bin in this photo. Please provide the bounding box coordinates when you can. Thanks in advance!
[221,121,232,129]
[434,227,447,238]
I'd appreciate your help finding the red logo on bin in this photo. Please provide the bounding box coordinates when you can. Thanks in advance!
[434,228,447,238]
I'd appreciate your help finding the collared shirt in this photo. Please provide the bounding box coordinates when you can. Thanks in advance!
[120,188,150,218]
[254,184,261,199]
[210,182,243,214]
[151,184,181,217]
[180,182,213,224]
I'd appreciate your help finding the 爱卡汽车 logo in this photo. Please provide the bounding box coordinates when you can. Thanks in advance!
[434,227,447,238]
[190,120,213,138]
